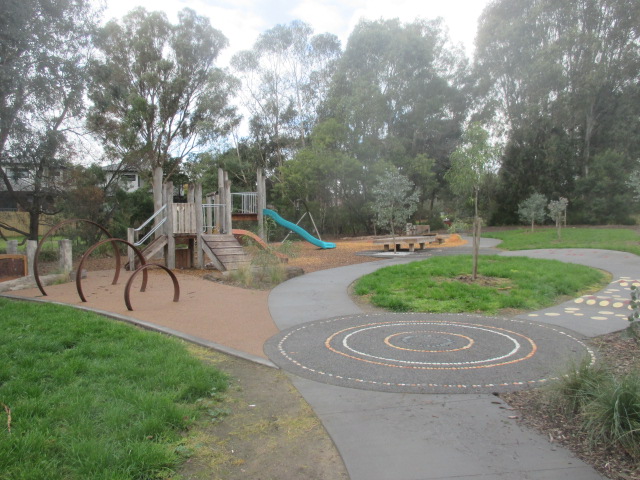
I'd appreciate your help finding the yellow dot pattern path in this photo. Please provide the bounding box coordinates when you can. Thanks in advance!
[527,277,638,322]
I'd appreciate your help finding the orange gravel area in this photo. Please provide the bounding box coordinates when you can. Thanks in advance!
[286,234,465,273]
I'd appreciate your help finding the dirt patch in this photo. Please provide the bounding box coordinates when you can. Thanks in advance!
[238,233,464,276]
[178,347,349,480]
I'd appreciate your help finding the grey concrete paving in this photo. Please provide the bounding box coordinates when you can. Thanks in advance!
[499,248,639,336]
[264,312,595,394]
[268,240,616,480]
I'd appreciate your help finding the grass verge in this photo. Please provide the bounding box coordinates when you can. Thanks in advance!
[353,255,609,314]
[483,227,640,255]
[0,298,228,480]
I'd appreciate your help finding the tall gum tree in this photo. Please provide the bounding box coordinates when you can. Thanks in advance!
[231,21,341,171]
[87,7,239,217]
[445,123,499,279]
[0,0,98,239]
[475,0,640,223]
[325,18,470,217]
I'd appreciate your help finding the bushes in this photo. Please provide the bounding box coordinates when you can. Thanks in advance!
[583,374,640,455]
[548,360,640,457]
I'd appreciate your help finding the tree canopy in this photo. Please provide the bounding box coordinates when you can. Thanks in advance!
[2,1,640,240]
[476,0,640,224]
[0,0,98,239]
[87,7,239,212]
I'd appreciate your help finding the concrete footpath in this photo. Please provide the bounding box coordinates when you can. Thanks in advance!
[267,239,632,480]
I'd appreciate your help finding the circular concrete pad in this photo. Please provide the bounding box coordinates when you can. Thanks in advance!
[264,313,595,394]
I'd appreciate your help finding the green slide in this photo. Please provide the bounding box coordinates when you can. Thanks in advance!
[263,209,336,249]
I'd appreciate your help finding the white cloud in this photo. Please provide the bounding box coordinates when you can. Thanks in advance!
[98,0,491,64]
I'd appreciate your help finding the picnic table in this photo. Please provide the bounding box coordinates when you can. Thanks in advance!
[372,234,440,252]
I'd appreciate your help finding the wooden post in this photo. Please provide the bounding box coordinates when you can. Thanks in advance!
[153,166,163,239]
[195,183,204,268]
[217,168,226,233]
[224,170,232,234]
[206,193,214,234]
[6,240,18,255]
[127,228,136,271]
[58,239,72,276]
[187,183,195,203]
[26,240,37,277]
[257,168,266,240]
[165,181,175,269]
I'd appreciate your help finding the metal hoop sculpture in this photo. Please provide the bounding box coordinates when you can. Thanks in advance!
[76,238,147,303]
[34,219,117,296]
[124,264,180,311]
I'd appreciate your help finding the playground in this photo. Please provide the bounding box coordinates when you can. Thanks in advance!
[3,231,640,479]
[4,235,461,360]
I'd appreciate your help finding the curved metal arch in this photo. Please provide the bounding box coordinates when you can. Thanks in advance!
[76,238,147,303]
[124,263,180,311]
[34,219,117,296]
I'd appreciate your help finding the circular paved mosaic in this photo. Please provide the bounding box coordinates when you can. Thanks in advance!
[264,313,595,394]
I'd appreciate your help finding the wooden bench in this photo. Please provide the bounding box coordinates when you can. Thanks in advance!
[372,234,439,252]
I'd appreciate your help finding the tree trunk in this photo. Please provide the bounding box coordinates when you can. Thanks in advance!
[29,210,40,241]
[472,189,480,280]
[472,216,481,281]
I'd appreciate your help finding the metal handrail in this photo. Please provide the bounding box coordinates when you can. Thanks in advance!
[136,218,166,246]
[133,205,167,246]
[134,204,166,233]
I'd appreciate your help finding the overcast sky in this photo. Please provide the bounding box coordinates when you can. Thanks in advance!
[98,0,492,64]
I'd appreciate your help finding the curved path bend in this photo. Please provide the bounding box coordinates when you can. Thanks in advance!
[268,239,635,480]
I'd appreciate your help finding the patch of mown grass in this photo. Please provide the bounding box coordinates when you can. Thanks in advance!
[484,227,640,255]
[353,255,608,314]
[0,298,228,480]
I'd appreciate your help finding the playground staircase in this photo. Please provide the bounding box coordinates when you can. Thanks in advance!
[200,234,250,271]
[126,234,168,270]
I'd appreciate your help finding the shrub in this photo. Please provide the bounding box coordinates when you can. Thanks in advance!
[546,358,612,416]
[583,373,640,455]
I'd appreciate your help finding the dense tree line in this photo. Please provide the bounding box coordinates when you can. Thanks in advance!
[1,0,638,240]
[476,0,640,224]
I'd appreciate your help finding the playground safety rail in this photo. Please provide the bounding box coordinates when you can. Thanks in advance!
[202,203,226,233]
[232,192,257,214]
[132,205,167,247]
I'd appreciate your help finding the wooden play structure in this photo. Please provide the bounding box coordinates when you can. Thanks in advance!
[127,168,268,272]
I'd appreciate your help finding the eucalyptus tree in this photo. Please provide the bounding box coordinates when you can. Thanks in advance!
[231,20,341,169]
[372,170,419,252]
[87,7,239,216]
[548,197,569,239]
[277,119,367,234]
[518,193,548,231]
[0,0,98,239]
[325,18,470,215]
[445,123,498,279]
[475,0,640,222]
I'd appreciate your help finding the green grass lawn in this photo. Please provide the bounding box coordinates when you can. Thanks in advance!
[0,299,228,480]
[354,255,609,314]
[483,227,640,255]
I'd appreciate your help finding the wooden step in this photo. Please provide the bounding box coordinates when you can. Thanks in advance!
[200,234,250,271]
